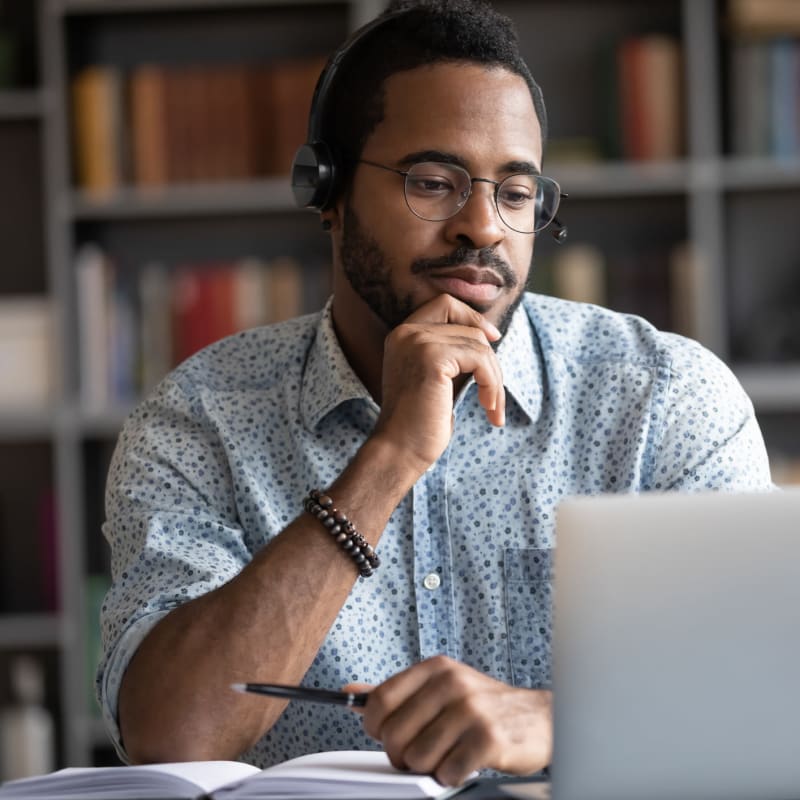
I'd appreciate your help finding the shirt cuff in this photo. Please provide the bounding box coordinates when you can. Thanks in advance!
[98,608,172,764]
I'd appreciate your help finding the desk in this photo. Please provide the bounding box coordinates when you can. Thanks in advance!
[454,776,549,799]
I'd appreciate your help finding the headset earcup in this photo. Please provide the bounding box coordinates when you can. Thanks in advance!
[291,141,336,210]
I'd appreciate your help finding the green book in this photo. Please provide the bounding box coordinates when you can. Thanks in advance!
[0,30,16,88]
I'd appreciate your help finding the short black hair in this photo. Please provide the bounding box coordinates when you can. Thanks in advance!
[318,0,547,203]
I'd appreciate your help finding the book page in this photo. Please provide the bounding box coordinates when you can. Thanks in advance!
[0,761,260,799]
[216,750,448,799]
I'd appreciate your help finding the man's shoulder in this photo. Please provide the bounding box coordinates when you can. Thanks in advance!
[170,310,322,393]
[520,292,716,372]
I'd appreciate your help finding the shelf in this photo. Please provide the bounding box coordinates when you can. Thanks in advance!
[549,160,690,197]
[550,157,800,198]
[0,90,49,121]
[0,613,62,648]
[66,164,692,219]
[0,408,58,440]
[72,405,134,438]
[52,0,345,15]
[722,158,800,191]
[735,364,800,412]
[10,0,798,772]
[65,178,298,221]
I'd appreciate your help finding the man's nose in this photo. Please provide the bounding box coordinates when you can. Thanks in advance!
[444,182,506,250]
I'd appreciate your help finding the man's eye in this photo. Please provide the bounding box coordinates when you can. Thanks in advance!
[499,186,534,208]
[407,176,454,194]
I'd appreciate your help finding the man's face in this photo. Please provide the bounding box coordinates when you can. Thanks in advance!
[331,61,543,336]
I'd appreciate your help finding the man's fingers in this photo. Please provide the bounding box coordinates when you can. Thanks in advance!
[404,293,502,342]
[473,361,506,427]
[341,682,375,716]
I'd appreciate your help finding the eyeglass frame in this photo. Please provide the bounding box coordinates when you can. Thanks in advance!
[355,158,566,235]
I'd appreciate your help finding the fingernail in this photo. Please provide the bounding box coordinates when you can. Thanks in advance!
[486,321,502,339]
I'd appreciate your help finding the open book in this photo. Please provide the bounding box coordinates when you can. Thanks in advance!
[0,750,462,800]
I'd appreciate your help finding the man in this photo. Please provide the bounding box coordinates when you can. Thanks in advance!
[97,0,772,787]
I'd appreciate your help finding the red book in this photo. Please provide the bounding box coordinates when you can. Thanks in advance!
[171,267,203,363]
[618,37,647,160]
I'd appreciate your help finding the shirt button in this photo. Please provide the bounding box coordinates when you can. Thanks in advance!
[423,573,441,590]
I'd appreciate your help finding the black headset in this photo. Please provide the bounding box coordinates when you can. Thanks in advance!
[289,8,568,243]
[290,11,407,212]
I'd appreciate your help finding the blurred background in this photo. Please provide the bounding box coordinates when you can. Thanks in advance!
[0,0,798,773]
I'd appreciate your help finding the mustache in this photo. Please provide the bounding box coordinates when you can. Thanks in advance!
[410,246,518,288]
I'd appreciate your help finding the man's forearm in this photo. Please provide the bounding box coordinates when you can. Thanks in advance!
[118,435,422,763]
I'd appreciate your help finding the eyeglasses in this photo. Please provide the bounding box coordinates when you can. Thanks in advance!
[357,159,563,235]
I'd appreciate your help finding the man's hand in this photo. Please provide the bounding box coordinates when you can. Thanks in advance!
[343,656,552,786]
[372,294,506,475]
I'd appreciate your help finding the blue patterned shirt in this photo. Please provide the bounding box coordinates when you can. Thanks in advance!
[98,293,772,766]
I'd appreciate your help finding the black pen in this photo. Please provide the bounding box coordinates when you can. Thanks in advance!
[231,682,369,707]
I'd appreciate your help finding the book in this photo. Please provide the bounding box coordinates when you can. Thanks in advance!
[729,0,800,35]
[729,39,772,157]
[668,241,697,339]
[37,488,59,613]
[0,750,456,799]
[551,244,607,307]
[268,256,304,323]
[233,257,270,331]
[138,261,173,393]
[0,296,55,409]
[71,66,123,196]
[75,243,112,410]
[262,57,327,175]
[0,28,16,88]
[129,64,169,187]
[85,574,110,719]
[770,38,800,159]
[618,35,682,161]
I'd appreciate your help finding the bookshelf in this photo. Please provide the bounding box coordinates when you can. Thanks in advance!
[0,0,798,773]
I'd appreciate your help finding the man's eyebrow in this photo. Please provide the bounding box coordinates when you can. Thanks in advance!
[397,152,542,176]
[397,150,468,168]
[502,160,541,176]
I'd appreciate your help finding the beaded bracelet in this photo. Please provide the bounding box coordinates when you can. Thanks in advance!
[303,489,380,578]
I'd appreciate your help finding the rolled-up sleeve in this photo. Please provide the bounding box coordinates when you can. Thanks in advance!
[96,375,250,760]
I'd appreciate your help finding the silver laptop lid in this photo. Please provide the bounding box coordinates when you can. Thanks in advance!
[552,490,800,800]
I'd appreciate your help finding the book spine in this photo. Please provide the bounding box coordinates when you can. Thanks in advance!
[130,64,169,187]
[265,57,327,175]
[552,244,607,306]
[75,244,111,410]
[71,66,123,195]
[618,37,646,160]
[729,0,800,35]
[138,262,173,393]
[268,256,304,323]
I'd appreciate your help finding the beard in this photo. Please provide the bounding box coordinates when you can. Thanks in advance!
[339,203,530,339]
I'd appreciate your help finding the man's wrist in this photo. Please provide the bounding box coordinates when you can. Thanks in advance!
[358,432,432,494]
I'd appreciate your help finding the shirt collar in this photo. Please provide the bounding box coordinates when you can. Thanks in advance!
[301,296,543,431]
[301,299,376,431]
[485,299,543,424]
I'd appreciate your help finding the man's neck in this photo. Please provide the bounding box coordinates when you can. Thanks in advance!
[330,298,387,405]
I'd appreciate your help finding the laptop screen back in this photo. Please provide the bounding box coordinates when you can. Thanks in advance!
[552,490,800,800]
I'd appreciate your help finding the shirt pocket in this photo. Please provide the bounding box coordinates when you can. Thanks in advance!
[504,547,553,689]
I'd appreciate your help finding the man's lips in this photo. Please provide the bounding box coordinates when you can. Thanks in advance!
[425,266,505,304]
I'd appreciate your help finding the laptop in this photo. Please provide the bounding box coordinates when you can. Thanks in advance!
[551,489,800,800]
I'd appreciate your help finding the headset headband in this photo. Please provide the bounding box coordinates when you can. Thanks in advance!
[290,9,409,211]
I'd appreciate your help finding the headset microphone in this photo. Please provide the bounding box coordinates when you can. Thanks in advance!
[552,217,568,244]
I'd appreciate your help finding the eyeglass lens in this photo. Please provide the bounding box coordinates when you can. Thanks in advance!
[403,162,559,233]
